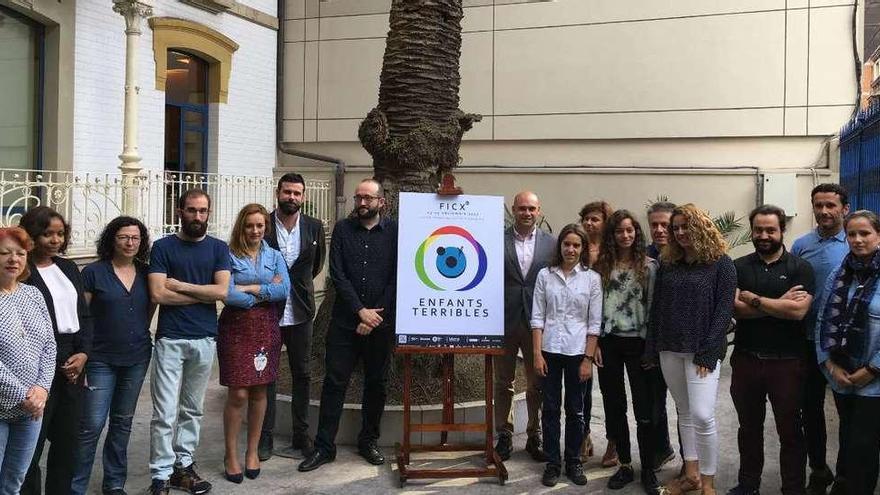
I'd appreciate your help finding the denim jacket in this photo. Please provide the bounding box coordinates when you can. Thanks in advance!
[226,241,291,309]
[815,266,880,397]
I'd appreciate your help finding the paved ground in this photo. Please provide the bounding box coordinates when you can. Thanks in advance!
[63,356,843,494]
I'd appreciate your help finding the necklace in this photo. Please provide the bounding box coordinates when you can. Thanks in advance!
[0,283,17,295]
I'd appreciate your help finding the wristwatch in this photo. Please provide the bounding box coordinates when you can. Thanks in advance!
[584,355,595,363]
[750,296,762,309]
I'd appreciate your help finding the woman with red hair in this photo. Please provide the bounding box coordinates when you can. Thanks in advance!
[0,227,56,494]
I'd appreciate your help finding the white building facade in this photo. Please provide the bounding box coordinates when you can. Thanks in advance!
[0,0,290,252]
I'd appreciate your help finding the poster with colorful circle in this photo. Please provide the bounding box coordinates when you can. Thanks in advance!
[396,192,504,348]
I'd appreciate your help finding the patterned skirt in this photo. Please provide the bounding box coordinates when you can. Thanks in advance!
[217,303,282,387]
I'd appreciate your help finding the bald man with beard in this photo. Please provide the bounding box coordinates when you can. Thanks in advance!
[495,191,556,462]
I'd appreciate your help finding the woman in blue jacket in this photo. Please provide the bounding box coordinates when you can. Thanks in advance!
[816,209,880,495]
[218,204,290,483]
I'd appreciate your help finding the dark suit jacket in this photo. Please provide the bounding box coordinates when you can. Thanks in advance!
[265,210,327,322]
[503,227,556,332]
[24,256,94,362]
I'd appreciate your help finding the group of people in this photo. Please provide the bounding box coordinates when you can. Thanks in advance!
[0,172,333,495]
[0,175,877,495]
[504,183,880,495]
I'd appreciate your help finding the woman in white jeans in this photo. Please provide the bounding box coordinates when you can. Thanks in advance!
[644,204,737,495]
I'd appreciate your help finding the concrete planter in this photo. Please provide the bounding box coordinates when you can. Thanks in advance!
[272,393,529,447]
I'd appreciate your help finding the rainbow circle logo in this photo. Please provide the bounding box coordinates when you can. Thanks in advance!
[415,226,487,291]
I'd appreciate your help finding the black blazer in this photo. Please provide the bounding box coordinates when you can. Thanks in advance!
[503,227,556,332]
[265,211,327,322]
[24,256,94,362]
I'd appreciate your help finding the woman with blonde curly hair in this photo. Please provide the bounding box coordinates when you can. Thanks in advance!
[644,204,736,495]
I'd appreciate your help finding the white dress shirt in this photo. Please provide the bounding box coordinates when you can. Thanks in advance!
[530,264,602,356]
[37,263,80,334]
[275,214,302,326]
[513,227,537,275]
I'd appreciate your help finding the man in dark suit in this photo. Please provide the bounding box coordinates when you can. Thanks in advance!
[259,172,327,461]
[496,191,556,462]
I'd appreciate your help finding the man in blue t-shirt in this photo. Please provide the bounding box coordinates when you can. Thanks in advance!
[147,189,231,495]
[790,183,850,495]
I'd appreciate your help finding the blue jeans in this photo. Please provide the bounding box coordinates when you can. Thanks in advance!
[70,360,148,495]
[0,415,42,495]
[149,337,215,481]
[541,351,587,469]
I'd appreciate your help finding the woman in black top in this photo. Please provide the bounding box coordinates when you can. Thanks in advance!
[19,206,93,495]
[70,217,153,495]
[645,204,736,495]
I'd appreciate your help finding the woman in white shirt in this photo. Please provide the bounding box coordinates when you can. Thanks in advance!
[18,206,93,495]
[531,223,603,488]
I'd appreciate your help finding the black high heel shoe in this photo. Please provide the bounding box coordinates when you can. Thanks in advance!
[224,457,243,484]
[245,467,261,480]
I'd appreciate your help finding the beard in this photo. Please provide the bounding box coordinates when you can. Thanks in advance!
[182,219,208,238]
[355,205,380,220]
[279,200,301,215]
[753,237,783,255]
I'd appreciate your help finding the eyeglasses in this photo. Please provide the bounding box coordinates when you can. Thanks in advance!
[353,195,381,204]
[115,235,141,243]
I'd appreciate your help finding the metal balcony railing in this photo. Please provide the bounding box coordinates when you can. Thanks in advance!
[0,168,334,256]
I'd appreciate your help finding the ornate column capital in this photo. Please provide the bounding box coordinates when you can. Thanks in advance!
[113,0,154,34]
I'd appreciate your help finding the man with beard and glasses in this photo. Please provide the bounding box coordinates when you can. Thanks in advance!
[147,189,231,495]
[728,205,814,495]
[791,183,850,495]
[298,179,397,473]
[259,172,326,461]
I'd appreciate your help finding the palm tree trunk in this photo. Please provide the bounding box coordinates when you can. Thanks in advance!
[359,0,481,217]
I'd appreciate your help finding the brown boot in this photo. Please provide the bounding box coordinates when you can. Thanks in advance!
[601,439,619,467]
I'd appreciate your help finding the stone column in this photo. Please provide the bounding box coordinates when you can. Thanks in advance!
[113,0,153,216]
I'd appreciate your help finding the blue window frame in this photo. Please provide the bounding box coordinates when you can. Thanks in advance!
[164,50,208,174]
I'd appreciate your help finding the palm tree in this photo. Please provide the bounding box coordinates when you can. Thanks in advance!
[359,0,481,217]
[312,0,481,405]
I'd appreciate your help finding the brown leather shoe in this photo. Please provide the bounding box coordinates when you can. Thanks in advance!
[601,439,619,467]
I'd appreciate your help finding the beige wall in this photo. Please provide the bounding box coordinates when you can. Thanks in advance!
[281,0,859,143]
[279,0,857,245]
[1,0,77,171]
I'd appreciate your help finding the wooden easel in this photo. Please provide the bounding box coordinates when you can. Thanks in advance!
[394,175,509,487]
[394,346,508,487]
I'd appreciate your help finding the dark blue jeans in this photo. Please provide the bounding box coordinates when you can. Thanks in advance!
[541,351,587,469]
[70,360,148,495]
[0,415,42,495]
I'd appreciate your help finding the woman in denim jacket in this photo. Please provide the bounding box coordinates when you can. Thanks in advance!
[218,204,290,483]
[816,210,880,495]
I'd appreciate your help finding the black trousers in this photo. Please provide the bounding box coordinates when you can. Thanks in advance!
[803,344,831,471]
[597,335,655,471]
[730,352,806,494]
[650,365,675,457]
[541,351,587,469]
[834,392,880,494]
[264,320,314,443]
[313,323,394,456]
[21,371,84,495]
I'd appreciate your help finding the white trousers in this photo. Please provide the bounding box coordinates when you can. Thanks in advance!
[659,351,721,476]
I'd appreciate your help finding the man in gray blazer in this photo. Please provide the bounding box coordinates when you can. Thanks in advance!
[495,191,556,462]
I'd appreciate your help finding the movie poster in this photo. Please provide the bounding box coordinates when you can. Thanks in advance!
[396,192,504,348]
